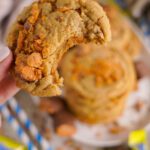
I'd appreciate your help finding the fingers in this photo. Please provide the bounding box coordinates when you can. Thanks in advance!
[0,75,19,104]
[0,45,19,104]
[0,45,10,62]
[0,53,13,82]
[0,46,12,82]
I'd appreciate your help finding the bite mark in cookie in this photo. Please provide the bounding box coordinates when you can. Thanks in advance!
[7,0,111,96]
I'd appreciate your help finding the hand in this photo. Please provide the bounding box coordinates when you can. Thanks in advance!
[0,45,19,104]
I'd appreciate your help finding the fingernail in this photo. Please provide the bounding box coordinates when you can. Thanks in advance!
[0,45,10,62]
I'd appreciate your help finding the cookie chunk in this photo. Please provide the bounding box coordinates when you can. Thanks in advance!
[7,0,111,96]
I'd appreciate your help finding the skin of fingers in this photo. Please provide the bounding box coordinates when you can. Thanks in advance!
[0,52,13,82]
[0,75,19,104]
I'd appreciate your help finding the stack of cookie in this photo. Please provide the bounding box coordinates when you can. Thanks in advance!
[61,44,136,124]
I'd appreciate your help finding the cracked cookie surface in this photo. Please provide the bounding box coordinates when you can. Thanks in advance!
[7,0,111,96]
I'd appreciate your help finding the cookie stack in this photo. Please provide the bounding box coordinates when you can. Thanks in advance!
[61,44,136,124]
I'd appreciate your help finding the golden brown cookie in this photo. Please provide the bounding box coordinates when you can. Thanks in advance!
[103,5,142,59]
[125,31,142,58]
[61,44,136,124]
[6,0,111,96]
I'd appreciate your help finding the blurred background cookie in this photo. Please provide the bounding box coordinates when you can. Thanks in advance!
[103,5,142,59]
[61,44,136,124]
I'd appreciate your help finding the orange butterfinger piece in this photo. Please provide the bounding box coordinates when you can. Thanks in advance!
[53,110,76,137]
[56,124,76,137]
[28,3,40,24]
[57,7,72,12]
[20,66,42,82]
[27,52,42,68]
[35,39,42,45]
[15,55,27,66]
[16,31,25,51]
[33,42,43,52]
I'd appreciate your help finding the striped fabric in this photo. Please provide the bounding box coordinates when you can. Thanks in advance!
[0,104,37,150]
[8,98,53,150]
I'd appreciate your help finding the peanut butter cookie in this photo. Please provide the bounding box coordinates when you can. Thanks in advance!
[7,0,111,96]
[61,44,136,123]
[103,5,142,59]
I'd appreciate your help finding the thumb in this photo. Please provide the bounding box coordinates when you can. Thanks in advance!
[0,44,19,105]
[0,44,12,82]
[0,44,10,62]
